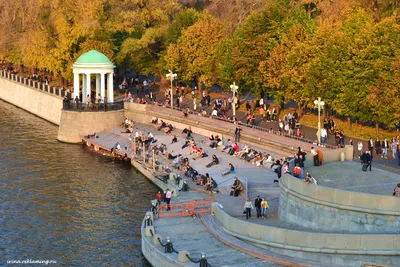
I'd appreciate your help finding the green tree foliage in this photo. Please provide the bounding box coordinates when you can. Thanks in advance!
[164,12,226,88]
[223,1,315,97]
[1,0,400,128]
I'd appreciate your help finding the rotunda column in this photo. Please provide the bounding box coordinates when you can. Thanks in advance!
[96,74,101,96]
[100,73,105,102]
[73,72,80,99]
[83,73,91,103]
[82,74,87,102]
[107,72,114,102]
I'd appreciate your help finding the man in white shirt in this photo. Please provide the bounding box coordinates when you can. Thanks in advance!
[311,146,319,166]
[320,128,327,144]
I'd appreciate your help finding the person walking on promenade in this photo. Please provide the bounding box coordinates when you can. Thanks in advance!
[244,199,253,220]
[382,138,388,159]
[156,191,163,206]
[375,138,381,156]
[358,141,364,158]
[254,196,262,218]
[391,138,397,159]
[361,150,372,171]
[320,127,327,145]
[368,137,374,155]
[165,189,172,211]
[261,197,269,219]
[235,126,241,143]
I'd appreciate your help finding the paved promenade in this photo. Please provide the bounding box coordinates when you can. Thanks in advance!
[84,118,400,266]
[125,84,400,170]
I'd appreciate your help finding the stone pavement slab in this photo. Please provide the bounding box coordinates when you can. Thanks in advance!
[308,161,400,196]
[200,214,341,267]
[153,216,284,267]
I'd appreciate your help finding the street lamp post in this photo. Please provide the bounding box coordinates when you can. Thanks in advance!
[166,70,177,109]
[230,82,238,118]
[314,97,325,144]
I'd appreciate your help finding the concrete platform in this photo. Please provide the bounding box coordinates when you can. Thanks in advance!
[308,161,400,196]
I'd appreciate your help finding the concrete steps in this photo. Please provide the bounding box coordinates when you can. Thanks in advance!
[200,214,340,267]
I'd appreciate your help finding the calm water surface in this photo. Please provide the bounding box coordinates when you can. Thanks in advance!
[0,100,156,266]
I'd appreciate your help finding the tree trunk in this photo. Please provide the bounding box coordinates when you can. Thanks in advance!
[58,75,63,86]
[323,106,328,118]
[347,117,352,130]
[298,102,304,117]
[375,122,379,135]
[373,0,378,9]
[197,79,201,96]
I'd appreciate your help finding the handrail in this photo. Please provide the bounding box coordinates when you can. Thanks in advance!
[141,102,338,150]
[62,101,124,112]
[0,70,64,98]
[142,214,213,266]
[158,199,214,218]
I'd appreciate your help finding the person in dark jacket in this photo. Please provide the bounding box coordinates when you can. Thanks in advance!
[254,196,262,218]
[206,154,219,168]
[271,160,282,183]
[361,150,372,171]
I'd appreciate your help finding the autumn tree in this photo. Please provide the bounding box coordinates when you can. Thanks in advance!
[164,12,226,89]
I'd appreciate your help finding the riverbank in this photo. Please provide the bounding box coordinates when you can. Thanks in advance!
[79,110,396,266]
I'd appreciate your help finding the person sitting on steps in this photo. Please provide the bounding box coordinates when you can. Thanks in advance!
[230,178,243,197]
[157,120,167,131]
[221,163,235,176]
[205,154,219,167]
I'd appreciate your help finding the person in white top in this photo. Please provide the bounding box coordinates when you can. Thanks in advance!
[357,141,363,157]
[165,189,172,210]
[311,146,319,166]
[320,128,327,144]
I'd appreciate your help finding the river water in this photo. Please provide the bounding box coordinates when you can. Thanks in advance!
[0,100,156,266]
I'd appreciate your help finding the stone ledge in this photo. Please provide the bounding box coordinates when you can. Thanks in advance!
[211,203,400,254]
[281,174,400,215]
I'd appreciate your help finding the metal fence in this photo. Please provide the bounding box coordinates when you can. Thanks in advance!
[0,70,64,98]
[62,100,124,112]
[147,102,339,150]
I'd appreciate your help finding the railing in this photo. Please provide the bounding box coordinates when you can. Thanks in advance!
[0,69,65,98]
[62,100,124,112]
[143,211,212,266]
[143,101,339,150]
[158,199,214,218]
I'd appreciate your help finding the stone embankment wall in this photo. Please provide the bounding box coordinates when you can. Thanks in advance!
[212,203,400,267]
[0,76,63,125]
[57,110,125,143]
[279,173,400,233]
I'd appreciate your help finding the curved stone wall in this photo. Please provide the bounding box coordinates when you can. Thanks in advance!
[141,219,186,267]
[57,109,125,143]
[211,203,400,267]
[279,173,400,233]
